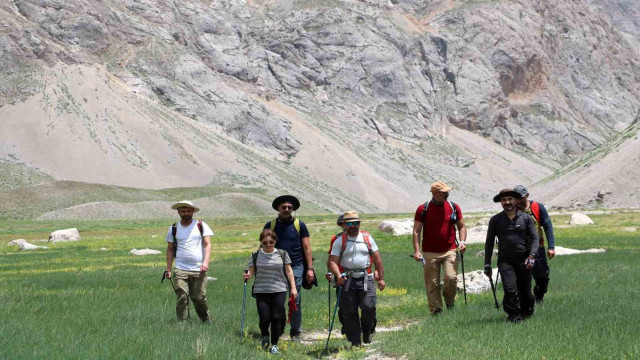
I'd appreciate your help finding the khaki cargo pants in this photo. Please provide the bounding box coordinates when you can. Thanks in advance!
[173,268,210,322]
[423,250,458,313]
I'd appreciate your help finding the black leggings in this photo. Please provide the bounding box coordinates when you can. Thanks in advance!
[255,292,287,345]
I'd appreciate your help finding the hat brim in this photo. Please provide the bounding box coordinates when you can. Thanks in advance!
[171,202,200,212]
[343,217,360,222]
[272,195,300,211]
[493,191,522,203]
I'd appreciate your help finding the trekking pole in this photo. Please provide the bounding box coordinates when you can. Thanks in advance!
[409,254,426,267]
[455,239,467,305]
[487,271,500,309]
[324,285,342,353]
[162,270,177,291]
[240,269,249,337]
[327,273,332,329]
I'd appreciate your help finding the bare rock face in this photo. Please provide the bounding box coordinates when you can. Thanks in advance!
[378,219,413,236]
[569,213,594,225]
[49,228,81,243]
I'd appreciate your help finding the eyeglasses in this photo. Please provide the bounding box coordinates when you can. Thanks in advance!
[345,221,360,227]
[261,241,276,245]
[280,205,293,210]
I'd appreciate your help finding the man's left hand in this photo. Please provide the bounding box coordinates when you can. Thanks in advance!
[547,249,556,259]
[307,269,315,283]
[459,242,467,254]
[377,279,386,291]
[200,264,209,272]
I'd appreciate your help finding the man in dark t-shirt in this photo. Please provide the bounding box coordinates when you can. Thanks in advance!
[412,182,467,315]
[263,195,314,339]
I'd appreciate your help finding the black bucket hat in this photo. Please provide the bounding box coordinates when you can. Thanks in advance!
[492,188,523,202]
[272,195,300,211]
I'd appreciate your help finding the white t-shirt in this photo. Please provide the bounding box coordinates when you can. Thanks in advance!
[165,220,214,271]
[330,232,379,270]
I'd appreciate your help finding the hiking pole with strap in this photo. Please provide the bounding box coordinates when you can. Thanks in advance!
[409,254,426,267]
[240,269,249,337]
[327,273,332,329]
[487,271,500,309]
[161,270,177,293]
[455,239,467,305]
[324,285,342,353]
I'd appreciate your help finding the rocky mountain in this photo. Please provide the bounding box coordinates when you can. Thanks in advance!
[1,0,639,217]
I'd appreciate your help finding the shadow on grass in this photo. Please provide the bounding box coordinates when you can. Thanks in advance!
[306,344,342,359]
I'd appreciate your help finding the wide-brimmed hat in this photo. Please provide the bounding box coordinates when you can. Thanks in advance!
[272,195,300,211]
[431,181,452,193]
[171,200,200,212]
[513,185,529,197]
[336,213,345,226]
[342,210,360,222]
[492,189,523,202]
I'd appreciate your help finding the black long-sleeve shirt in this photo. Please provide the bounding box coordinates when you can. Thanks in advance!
[484,210,539,265]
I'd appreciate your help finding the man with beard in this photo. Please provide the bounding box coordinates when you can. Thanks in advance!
[264,195,314,339]
[484,189,539,323]
[328,211,385,347]
[164,201,214,322]
[513,185,556,304]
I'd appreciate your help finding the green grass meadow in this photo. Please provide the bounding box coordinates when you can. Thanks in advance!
[0,213,638,359]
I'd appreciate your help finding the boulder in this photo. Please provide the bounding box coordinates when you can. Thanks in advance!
[130,248,162,256]
[474,218,490,226]
[465,226,488,244]
[8,239,28,246]
[49,228,81,243]
[19,242,48,251]
[457,270,500,294]
[206,277,218,283]
[622,227,637,232]
[554,246,605,256]
[377,220,413,236]
[569,213,594,225]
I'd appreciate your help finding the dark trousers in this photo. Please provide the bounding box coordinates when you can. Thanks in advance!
[255,292,287,345]
[339,277,376,346]
[532,247,550,300]
[337,289,377,334]
[498,259,534,318]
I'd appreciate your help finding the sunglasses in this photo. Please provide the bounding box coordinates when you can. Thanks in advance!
[345,221,360,227]
[280,205,293,210]
[261,241,276,246]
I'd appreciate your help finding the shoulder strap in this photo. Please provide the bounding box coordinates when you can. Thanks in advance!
[449,201,457,217]
[421,201,430,223]
[294,218,300,236]
[252,250,259,274]
[530,201,541,222]
[197,220,203,237]
[278,249,286,273]
[339,233,349,263]
[270,219,277,231]
[361,231,373,255]
[171,223,178,257]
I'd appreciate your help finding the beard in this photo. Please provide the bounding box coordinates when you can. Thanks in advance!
[180,215,193,222]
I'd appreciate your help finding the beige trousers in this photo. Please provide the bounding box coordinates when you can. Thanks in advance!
[423,250,458,313]
[174,268,210,321]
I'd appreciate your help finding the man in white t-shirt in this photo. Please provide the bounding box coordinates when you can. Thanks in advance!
[164,200,214,322]
[328,211,385,347]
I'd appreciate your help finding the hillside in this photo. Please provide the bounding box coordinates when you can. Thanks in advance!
[1,0,639,217]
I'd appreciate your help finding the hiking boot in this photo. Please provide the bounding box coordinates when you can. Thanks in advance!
[363,332,371,344]
[507,315,523,323]
[432,309,443,316]
[350,343,363,349]
[446,303,455,310]
[260,336,270,350]
[269,345,279,354]
[535,296,544,304]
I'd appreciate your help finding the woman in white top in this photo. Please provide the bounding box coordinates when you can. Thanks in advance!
[244,229,297,354]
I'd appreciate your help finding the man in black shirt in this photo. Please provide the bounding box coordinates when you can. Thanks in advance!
[484,189,539,322]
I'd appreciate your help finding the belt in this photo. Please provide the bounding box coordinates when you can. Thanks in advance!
[343,268,373,291]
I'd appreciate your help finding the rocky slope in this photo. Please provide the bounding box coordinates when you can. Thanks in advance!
[1,0,639,215]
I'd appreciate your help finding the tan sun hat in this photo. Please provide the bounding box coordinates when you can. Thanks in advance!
[431,182,452,193]
[171,200,200,212]
[342,210,360,222]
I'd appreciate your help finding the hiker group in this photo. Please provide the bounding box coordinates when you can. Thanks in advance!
[162,182,555,353]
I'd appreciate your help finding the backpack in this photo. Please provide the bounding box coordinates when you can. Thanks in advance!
[269,217,300,236]
[529,201,545,246]
[339,231,374,273]
[421,200,458,224]
[171,220,203,258]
